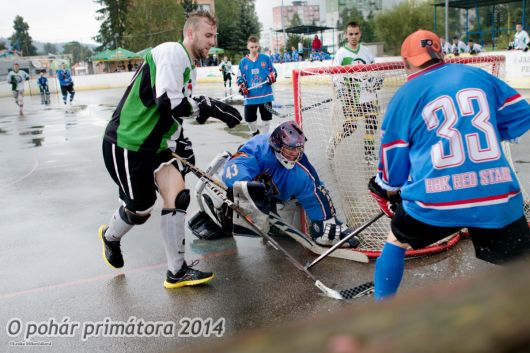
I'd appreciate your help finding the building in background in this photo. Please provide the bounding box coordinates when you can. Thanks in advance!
[271,1,321,51]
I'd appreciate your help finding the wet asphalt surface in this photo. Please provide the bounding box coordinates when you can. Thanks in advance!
[0,84,528,353]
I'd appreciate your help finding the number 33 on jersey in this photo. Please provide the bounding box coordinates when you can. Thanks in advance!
[377,62,530,229]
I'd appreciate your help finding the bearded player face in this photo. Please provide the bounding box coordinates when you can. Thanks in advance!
[190,18,217,60]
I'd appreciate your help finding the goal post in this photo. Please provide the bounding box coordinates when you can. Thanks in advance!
[293,55,528,258]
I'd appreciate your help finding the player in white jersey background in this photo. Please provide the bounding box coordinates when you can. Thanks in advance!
[7,63,29,115]
[368,29,530,302]
[509,23,529,51]
[329,21,382,162]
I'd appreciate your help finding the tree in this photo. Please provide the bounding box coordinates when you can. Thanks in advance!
[9,15,37,56]
[337,6,375,44]
[181,0,198,18]
[94,0,131,50]
[0,41,6,50]
[374,0,434,55]
[123,0,185,52]
[63,41,94,64]
[286,13,303,50]
[43,42,58,54]
[216,0,261,54]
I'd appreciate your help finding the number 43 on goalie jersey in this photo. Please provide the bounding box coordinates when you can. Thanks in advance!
[377,62,530,229]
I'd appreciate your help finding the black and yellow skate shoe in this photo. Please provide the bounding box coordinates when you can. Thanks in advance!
[98,224,124,269]
[164,261,214,289]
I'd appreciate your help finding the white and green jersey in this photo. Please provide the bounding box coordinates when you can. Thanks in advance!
[514,30,529,50]
[7,69,29,91]
[104,42,197,153]
[333,44,374,66]
[219,60,232,75]
[333,44,377,104]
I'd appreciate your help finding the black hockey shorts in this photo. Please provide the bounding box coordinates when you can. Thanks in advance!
[391,205,530,265]
[223,73,231,84]
[244,102,273,123]
[102,140,183,213]
[60,83,75,96]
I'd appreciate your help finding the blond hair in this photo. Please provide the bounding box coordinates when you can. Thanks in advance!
[183,11,217,33]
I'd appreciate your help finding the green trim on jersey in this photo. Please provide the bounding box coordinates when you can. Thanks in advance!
[105,42,194,153]
[116,52,164,152]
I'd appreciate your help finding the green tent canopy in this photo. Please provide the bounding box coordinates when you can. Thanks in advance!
[208,47,224,55]
[91,47,141,61]
[135,47,152,58]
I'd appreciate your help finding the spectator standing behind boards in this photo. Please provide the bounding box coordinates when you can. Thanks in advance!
[298,41,304,60]
[291,46,299,62]
[283,50,291,63]
[440,37,452,54]
[468,39,482,54]
[312,34,322,52]
[509,23,529,51]
[451,36,469,55]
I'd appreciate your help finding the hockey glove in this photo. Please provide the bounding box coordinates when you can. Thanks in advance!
[266,71,277,85]
[175,133,195,176]
[194,96,242,128]
[309,217,360,248]
[368,176,401,218]
[238,82,248,96]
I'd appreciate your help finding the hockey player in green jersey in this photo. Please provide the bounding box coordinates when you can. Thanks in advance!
[99,11,242,289]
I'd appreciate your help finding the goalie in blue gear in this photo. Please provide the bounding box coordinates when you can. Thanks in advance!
[188,121,360,248]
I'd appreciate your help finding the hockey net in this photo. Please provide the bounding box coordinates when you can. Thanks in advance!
[293,55,529,258]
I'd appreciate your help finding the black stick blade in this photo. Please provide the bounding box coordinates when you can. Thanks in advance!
[339,281,374,300]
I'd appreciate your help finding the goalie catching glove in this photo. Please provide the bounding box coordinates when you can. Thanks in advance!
[368,176,401,218]
[309,217,360,248]
[194,96,242,128]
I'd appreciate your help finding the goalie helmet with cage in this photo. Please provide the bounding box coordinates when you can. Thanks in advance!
[269,121,307,170]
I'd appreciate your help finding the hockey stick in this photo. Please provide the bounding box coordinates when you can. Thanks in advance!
[265,97,333,119]
[173,153,369,262]
[304,211,384,270]
[219,80,268,102]
[172,153,374,299]
[268,211,369,263]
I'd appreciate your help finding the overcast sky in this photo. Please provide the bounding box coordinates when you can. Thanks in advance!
[0,0,298,45]
[0,1,101,44]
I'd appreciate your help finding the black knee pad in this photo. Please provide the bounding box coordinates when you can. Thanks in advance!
[119,205,151,225]
[175,189,190,211]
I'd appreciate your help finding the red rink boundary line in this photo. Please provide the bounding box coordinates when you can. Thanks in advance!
[0,249,237,301]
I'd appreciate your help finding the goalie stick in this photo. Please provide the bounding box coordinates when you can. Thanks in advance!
[174,153,370,262]
[268,211,369,263]
[172,153,374,300]
[304,211,384,270]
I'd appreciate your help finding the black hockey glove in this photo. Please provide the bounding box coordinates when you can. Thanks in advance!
[175,133,195,176]
[194,96,242,128]
[238,82,248,96]
[368,176,401,218]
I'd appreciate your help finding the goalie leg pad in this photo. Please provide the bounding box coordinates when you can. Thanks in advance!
[233,181,271,237]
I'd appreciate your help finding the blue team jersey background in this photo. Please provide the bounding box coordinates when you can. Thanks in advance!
[377,63,530,228]
[237,54,275,106]
[222,134,333,221]
[37,77,48,86]
[56,69,72,86]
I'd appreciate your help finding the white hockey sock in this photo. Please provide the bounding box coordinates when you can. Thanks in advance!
[248,121,258,134]
[160,209,186,274]
[105,207,134,241]
[261,120,270,133]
